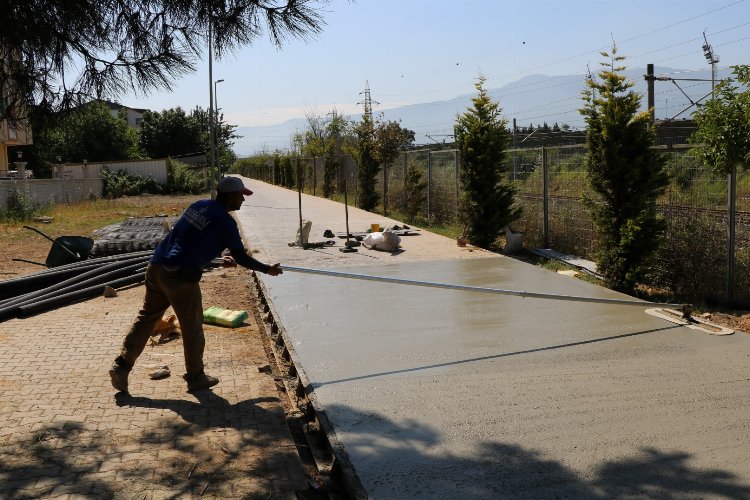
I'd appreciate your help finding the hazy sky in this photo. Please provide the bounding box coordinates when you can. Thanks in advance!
[122,0,748,142]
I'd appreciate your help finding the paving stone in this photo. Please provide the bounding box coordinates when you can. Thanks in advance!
[0,272,310,499]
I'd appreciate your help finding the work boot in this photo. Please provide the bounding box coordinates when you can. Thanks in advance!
[109,365,130,393]
[183,372,219,392]
[109,356,132,393]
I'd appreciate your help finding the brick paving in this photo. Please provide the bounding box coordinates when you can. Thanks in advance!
[0,271,310,499]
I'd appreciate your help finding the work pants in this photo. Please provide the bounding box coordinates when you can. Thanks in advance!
[119,264,205,375]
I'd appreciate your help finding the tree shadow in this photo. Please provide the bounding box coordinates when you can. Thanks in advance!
[0,391,293,499]
[321,403,750,499]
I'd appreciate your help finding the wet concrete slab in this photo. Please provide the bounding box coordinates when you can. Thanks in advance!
[235,179,750,499]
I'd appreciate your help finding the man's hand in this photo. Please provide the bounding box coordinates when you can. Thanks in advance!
[267,263,283,276]
[221,256,237,268]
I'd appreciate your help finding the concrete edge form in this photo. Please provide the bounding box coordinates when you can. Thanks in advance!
[249,271,369,500]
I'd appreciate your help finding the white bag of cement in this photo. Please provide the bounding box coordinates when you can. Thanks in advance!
[363,228,401,251]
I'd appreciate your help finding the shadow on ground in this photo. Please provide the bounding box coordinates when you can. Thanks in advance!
[0,390,297,499]
[322,403,750,499]
[2,394,749,498]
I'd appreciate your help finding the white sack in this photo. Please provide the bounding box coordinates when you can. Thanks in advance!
[362,228,401,251]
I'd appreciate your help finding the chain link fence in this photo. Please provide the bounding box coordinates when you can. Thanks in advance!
[237,144,749,306]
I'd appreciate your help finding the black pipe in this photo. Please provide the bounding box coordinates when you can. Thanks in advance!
[16,273,146,318]
[0,261,117,301]
[0,262,148,322]
[0,257,149,315]
[0,250,153,300]
[12,262,149,308]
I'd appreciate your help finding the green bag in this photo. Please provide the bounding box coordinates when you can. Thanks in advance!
[203,306,249,327]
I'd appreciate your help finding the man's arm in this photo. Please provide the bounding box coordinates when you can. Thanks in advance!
[228,248,283,276]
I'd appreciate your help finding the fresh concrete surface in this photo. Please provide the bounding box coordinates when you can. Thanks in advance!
[236,178,750,499]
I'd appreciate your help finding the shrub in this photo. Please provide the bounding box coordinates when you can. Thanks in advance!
[167,159,206,194]
[403,161,427,221]
[1,182,37,221]
[648,212,725,305]
[101,169,163,199]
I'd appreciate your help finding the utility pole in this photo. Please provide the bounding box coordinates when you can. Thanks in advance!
[358,80,379,122]
[702,32,720,99]
[208,16,216,198]
[645,64,655,124]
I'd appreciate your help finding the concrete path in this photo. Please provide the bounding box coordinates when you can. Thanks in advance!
[237,177,750,499]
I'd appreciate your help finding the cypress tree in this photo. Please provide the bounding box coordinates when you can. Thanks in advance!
[455,76,520,248]
[581,46,670,293]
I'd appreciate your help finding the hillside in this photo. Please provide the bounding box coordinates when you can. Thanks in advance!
[234,66,726,156]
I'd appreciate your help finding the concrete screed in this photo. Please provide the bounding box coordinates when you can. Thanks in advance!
[235,178,750,499]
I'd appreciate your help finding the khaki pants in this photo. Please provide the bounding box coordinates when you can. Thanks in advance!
[119,264,205,375]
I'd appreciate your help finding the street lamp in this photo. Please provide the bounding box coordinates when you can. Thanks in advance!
[208,15,216,197]
[214,79,224,177]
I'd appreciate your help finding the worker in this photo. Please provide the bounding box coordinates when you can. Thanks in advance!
[109,176,282,393]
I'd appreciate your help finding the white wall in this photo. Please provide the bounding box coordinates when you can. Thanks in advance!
[57,158,168,184]
[0,178,103,210]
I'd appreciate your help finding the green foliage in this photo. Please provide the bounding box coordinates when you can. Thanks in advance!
[296,111,351,198]
[580,45,670,293]
[353,115,380,211]
[279,154,296,189]
[690,65,750,175]
[403,161,427,220]
[139,107,204,158]
[46,101,143,163]
[374,120,415,168]
[101,169,163,199]
[167,159,206,194]
[455,75,520,249]
[1,182,37,221]
[648,212,726,305]
[2,2,325,124]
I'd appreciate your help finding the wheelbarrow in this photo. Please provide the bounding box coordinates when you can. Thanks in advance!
[20,225,94,267]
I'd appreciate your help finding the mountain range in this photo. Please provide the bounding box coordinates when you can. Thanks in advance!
[233,66,728,156]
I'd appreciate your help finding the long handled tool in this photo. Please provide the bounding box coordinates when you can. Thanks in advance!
[281,264,688,310]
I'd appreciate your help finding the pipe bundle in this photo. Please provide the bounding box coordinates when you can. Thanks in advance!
[0,251,152,322]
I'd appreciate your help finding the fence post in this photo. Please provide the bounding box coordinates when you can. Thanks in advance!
[427,150,432,219]
[455,149,459,220]
[404,151,408,210]
[726,165,737,304]
[542,147,549,248]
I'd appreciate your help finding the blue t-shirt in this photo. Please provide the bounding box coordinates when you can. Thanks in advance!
[151,199,244,270]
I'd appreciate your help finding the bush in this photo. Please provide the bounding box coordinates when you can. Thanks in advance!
[167,159,206,194]
[648,212,725,305]
[1,182,38,221]
[101,169,163,199]
[403,161,427,221]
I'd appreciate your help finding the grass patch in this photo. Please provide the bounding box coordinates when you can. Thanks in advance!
[0,194,204,243]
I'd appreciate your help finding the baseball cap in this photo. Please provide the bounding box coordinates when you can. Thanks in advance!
[217,176,253,195]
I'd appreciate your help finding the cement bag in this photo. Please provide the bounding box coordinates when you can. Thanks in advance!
[203,306,249,327]
[362,228,401,251]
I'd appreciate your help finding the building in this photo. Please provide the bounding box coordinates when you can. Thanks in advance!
[100,100,149,128]
[0,111,33,176]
